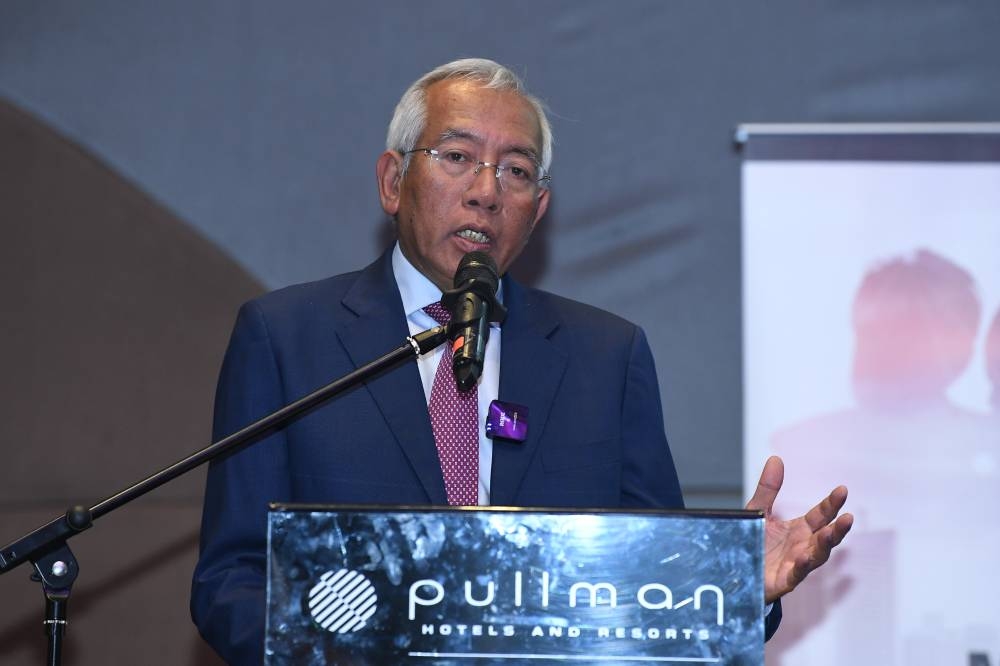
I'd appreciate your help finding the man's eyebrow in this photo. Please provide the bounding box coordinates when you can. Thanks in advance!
[437,128,479,144]
[509,146,542,164]
[437,128,541,164]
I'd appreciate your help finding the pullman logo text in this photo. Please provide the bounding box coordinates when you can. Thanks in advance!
[307,569,378,633]
[409,571,724,624]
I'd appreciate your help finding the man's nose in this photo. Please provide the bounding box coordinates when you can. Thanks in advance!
[464,163,502,211]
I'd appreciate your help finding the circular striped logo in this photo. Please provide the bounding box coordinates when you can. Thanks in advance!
[307,569,378,633]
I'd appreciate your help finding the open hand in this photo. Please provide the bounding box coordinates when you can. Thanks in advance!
[746,456,854,604]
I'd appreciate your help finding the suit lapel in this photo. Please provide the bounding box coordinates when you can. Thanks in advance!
[490,279,568,505]
[336,251,448,504]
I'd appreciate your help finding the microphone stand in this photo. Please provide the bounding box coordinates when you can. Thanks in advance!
[0,325,449,666]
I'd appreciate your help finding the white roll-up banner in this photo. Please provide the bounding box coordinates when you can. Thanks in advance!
[740,124,1000,666]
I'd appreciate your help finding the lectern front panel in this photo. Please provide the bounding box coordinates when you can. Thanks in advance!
[265,505,764,665]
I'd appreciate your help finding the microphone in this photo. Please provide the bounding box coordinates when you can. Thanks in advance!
[440,252,508,391]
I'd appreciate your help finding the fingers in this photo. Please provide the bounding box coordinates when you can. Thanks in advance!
[790,550,812,586]
[803,485,849,533]
[828,512,854,546]
[745,455,784,515]
[784,512,854,594]
[807,512,855,571]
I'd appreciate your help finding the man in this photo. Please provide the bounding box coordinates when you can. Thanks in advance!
[192,58,852,663]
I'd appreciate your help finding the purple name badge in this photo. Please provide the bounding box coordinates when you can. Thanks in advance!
[485,400,529,442]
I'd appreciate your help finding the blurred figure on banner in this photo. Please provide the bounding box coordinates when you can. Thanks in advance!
[771,248,999,666]
[986,306,1000,415]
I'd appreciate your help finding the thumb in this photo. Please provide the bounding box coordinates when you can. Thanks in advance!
[746,455,784,516]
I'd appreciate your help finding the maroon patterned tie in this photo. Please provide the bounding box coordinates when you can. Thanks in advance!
[423,302,479,506]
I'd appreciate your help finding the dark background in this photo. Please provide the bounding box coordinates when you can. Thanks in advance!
[2,2,998,663]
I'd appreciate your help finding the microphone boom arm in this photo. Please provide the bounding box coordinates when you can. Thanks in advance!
[0,324,450,665]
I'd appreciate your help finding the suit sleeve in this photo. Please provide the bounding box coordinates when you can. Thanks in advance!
[191,301,291,664]
[618,325,685,510]
[620,325,782,641]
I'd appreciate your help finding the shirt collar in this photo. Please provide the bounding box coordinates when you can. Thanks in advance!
[392,243,442,317]
[392,242,504,317]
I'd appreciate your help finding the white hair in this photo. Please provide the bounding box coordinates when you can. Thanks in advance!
[386,58,553,175]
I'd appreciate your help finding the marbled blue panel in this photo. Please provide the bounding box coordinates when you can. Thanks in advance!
[266,507,763,665]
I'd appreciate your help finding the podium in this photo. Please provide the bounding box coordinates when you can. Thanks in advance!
[265,505,764,665]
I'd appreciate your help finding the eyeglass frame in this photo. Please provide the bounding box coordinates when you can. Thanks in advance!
[402,147,552,194]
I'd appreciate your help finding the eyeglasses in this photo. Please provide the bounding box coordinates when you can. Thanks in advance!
[404,147,551,196]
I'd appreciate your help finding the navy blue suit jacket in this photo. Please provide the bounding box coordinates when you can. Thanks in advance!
[191,250,776,663]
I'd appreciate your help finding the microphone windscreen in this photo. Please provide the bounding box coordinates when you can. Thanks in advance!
[453,252,500,295]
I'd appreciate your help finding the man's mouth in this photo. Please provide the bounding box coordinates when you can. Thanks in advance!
[457,229,490,244]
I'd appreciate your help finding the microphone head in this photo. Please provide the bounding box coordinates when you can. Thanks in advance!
[442,251,507,326]
[453,251,500,297]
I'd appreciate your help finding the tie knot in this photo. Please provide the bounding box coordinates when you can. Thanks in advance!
[423,302,451,326]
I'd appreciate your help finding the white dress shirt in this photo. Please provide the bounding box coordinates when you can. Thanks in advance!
[391,243,501,505]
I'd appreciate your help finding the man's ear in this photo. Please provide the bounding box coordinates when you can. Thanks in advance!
[528,187,550,233]
[376,150,403,216]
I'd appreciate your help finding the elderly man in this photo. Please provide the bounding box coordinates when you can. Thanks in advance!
[192,58,852,663]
